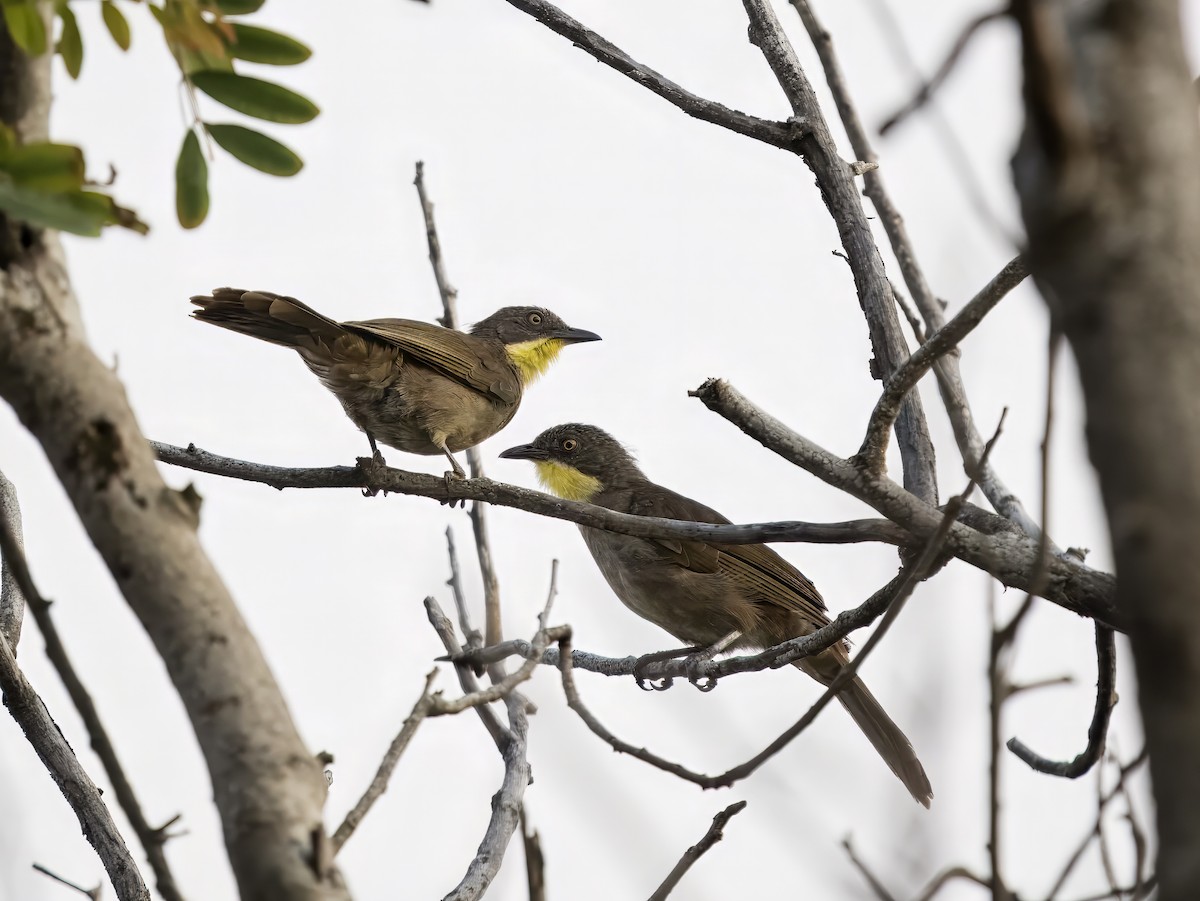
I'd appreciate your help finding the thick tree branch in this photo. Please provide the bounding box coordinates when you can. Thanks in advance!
[741,0,938,505]
[691,378,1122,629]
[645,801,747,901]
[498,0,797,150]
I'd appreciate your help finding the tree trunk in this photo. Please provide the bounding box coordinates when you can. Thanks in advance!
[1013,1,1200,896]
[0,14,348,900]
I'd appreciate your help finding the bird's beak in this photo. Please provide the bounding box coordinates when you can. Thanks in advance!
[499,443,550,461]
[550,326,602,344]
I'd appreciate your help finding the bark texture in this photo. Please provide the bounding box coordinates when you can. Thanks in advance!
[1013,1,1200,896]
[0,15,348,901]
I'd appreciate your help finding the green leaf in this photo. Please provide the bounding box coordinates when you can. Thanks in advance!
[0,177,110,236]
[56,3,82,79]
[175,129,209,229]
[101,1,131,51]
[205,123,302,176]
[3,0,47,56]
[0,142,86,191]
[189,70,318,124]
[213,0,266,14]
[227,23,309,65]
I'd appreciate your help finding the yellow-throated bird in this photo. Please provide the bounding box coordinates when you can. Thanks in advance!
[191,289,600,476]
[500,423,933,807]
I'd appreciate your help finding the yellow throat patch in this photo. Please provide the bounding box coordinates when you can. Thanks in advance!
[534,460,603,502]
[505,338,566,383]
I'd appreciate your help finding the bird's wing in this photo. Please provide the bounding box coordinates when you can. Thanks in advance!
[342,318,521,404]
[629,483,829,621]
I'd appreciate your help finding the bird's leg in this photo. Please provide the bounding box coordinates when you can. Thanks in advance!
[683,630,743,692]
[367,433,385,464]
[632,644,705,692]
[438,441,467,509]
[357,434,388,498]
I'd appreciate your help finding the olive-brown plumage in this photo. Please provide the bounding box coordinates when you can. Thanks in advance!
[500,423,933,807]
[190,288,600,475]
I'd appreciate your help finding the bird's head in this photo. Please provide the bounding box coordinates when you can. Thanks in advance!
[471,307,601,383]
[499,423,640,502]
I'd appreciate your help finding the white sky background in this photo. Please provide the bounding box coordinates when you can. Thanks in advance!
[1,1,1188,898]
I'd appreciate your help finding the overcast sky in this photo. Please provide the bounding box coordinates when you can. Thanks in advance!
[2,1,1189,899]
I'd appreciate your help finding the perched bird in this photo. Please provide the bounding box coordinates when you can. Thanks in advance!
[500,423,933,807]
[191,289,600,476]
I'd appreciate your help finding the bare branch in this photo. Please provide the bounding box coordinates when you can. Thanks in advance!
[741,0,939,504]
[878,8,1010,135]
[32,864,102,900]
[445,527,484,654]
[425,596,511,751]
[152,440,1118,627]
[1045,749,1149,899]
[0,625,149,898]
[413,162,503,646]
[689,379,1123,629]
[0,468,26,648]
[859,256,1029,469]
[456,565,911,684]
[912,866,990,901]
[1007,624,1116,778]
[841,837,897,901]
[499,0,796,150]
[645,801,748,901]
[0,511,185,901]
[443,689,532,901]
[331,669,440,855]
[520,807,546,901]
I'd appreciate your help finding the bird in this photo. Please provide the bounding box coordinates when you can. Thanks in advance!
[499,423,933,807]
[190,288,601,477]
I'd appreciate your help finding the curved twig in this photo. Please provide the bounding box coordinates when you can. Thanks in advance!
[1006,624,1116,778]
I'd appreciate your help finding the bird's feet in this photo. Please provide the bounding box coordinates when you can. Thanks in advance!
[632,645,704,692]
[356,455,389,498]
[440,468,467,508]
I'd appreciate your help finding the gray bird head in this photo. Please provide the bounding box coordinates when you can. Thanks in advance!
[499,423,642,501]
[470,307,601,346]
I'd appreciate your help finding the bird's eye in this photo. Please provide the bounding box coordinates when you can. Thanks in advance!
[562,438,578,452]
[527,311,543,326]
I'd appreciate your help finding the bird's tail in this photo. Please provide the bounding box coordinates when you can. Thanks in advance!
[190,288,346,348]
[796,657,933,808]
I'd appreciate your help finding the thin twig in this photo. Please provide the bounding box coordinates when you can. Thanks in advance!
[331,669,440,854]
[32,864,102,900]
[841,837,897,901]
[878,8,1010,135]
[152,440,1121,630]
[445,527,484,653]
[912,865,991,901]
[1045,749,1149,899]
[500,0,796,150]
[645,801,748,901]
[859,256,1029,470]
[424,597,511,752]
[1007,624,1115,778]
[413,162,504,648]
[0,631,149,899]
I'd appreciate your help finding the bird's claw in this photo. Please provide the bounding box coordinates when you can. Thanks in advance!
[635,672,675,692]
[440,469,467,508]
[356,456,389,498]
